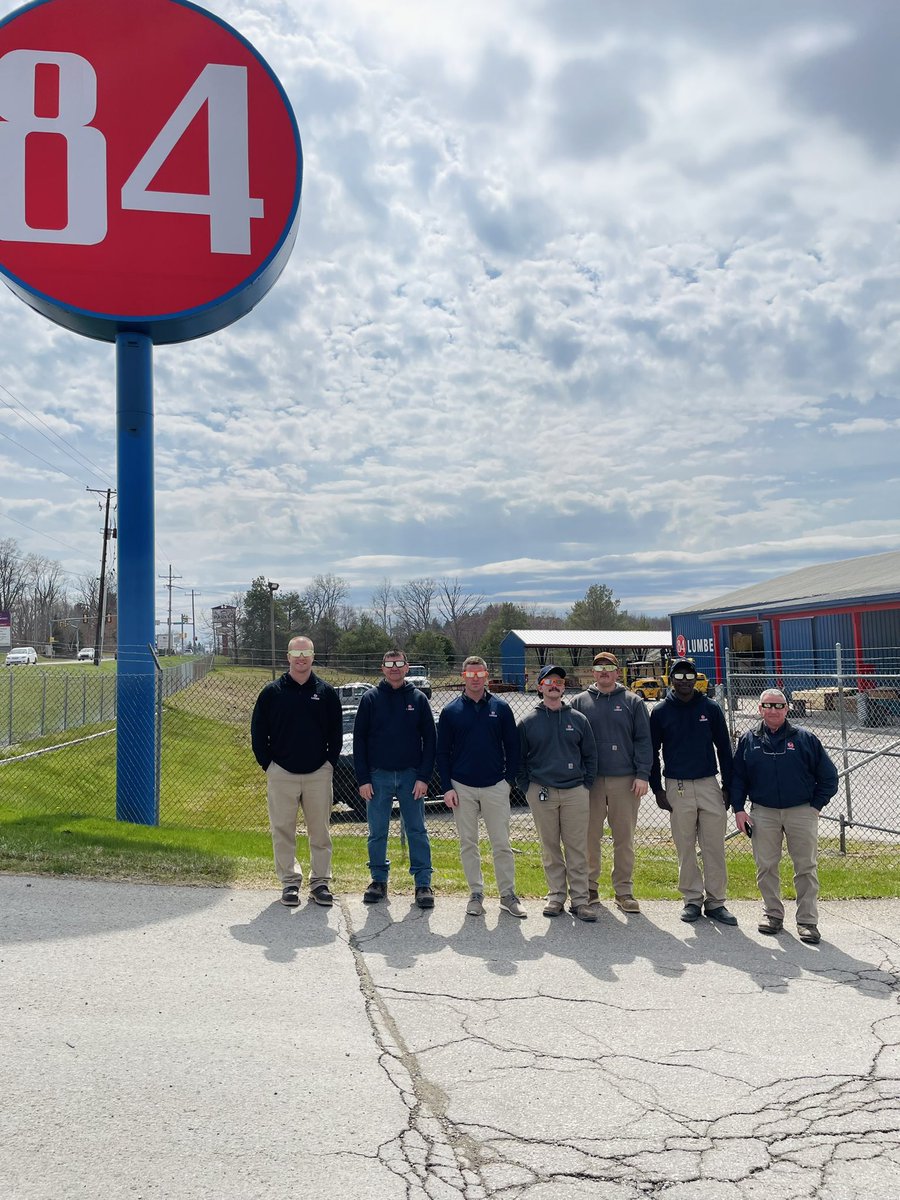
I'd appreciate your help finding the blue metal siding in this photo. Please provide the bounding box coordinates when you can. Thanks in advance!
[812,613,854,673]
[670,612,716,680]
[779,618,813,669]
[499,631,526,687]
[861,609,900,673]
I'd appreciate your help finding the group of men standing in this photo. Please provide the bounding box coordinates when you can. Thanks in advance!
[251,642,838,943]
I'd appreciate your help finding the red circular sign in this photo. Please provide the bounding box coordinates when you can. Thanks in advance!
[675,634,687,658]
[0,0,301,343]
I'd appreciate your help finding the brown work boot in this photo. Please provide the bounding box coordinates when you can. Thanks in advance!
[542,899,565,917]
[588,888,600,904]
[615,894,640,913]
[757,915,783,935]
[798,923,821,944]
[573,904,597,923]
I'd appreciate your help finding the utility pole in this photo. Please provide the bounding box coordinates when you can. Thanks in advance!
[267,580,279,679]
[88,487,116,667]
[190,589,199,652]
[159,565,182,654]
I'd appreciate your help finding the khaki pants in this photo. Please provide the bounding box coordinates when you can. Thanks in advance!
[588,775,640,895]
[749,802,820,925]
[666,776,728,907]
[451,779,516,896]
[266,761,333,887]
[526,783,589,907]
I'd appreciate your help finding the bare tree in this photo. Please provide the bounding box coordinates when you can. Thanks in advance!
[393,577,437,636]
[437,577,485,654]
[370,577,394,634]
[26,554,65,646]
[302,573,349,626]
[0,536,28,613]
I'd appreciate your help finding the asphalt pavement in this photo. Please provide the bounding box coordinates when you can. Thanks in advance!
[2,876,899,1199]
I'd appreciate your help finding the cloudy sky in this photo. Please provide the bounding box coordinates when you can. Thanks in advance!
[2,0,899,630]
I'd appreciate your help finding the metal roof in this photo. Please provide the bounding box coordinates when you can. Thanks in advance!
[675,550,900,618]
[508,629,671,649]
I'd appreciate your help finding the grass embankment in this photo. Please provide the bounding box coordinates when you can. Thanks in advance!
[0,802,896,900]
[1,665,898,897]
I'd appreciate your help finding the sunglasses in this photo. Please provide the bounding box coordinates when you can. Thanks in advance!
[760,701,787,710]
[541,679,564,687]
[463,669,488,679]
[593,665,617,674]
[287,650,314,659]
[671,671,696,681]
[383,659,407,668]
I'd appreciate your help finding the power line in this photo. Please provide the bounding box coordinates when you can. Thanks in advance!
[0,426,92,488]
[0,508,93,559]
[0,380,113,485]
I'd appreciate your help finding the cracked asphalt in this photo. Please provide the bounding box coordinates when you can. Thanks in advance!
[2,877,899,1199]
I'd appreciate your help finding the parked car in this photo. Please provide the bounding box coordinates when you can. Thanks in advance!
[77,646,96,661]
[406,664,432,698]
[335,681,375,707]
[5,645,38,666]
[332,705,443,821]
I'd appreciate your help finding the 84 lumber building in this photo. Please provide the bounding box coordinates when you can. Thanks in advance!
[670,549,900,687]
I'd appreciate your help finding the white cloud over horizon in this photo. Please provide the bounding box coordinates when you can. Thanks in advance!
[2,0,900,632]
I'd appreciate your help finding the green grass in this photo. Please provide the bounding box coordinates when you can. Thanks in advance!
[2,664,899,898]
[0,804,897,898]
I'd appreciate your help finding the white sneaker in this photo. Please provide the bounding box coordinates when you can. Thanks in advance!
[499,892,527,919]
[466,892,485,916]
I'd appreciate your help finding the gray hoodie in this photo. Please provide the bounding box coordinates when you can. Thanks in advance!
[517,701,598,791]
[570,683,652,780]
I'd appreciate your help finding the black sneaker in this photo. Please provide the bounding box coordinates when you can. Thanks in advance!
[310,884,334,907]
[680,902,702,922]
[415,886,435,909]
[363,880,387,904]
[281,885,300,907]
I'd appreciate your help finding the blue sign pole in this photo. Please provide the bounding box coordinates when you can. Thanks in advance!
[115,332,158,825]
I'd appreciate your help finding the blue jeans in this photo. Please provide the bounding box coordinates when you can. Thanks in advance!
[367,768,433,887]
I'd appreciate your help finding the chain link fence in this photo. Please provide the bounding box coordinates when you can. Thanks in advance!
[2,648,899,866]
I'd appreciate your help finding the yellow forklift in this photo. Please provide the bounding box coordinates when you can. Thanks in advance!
[627,660,709,702]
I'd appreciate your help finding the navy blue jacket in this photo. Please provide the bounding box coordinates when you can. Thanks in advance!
[352,679,436,785]
[730,721,838,812]
[251,671,343,774]
[436,691,520,791]
[649,689,733,791]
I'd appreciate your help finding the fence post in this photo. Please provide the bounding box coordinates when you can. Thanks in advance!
[724,647,736,740]
[99,674,105,721]
[41,673,47,735]
[151,646,163,823]
[839,812,847,855]
[835,642,854,826]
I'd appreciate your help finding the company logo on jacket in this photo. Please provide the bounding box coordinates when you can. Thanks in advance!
[406,704,415,711]
[699,715,708,722]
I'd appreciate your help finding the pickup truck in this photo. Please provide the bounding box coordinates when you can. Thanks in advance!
[406,665,432,698]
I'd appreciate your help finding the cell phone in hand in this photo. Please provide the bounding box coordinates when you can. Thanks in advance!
[745,820,753,839]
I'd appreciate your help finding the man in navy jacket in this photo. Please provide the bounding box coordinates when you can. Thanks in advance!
[437,656,523,918]
[649,659,737,925]
[353,648,436,908]
[732,688,838,944]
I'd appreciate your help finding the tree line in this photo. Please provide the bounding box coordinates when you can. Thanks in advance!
[0,537,116,654]
[229,575,668,672]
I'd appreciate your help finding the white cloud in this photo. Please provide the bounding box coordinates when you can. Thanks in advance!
[1,0,899,622]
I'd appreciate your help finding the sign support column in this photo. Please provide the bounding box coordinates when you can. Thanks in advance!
[116,332,157,824]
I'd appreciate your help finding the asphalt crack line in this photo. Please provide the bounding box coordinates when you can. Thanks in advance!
[340,898,491,1198]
